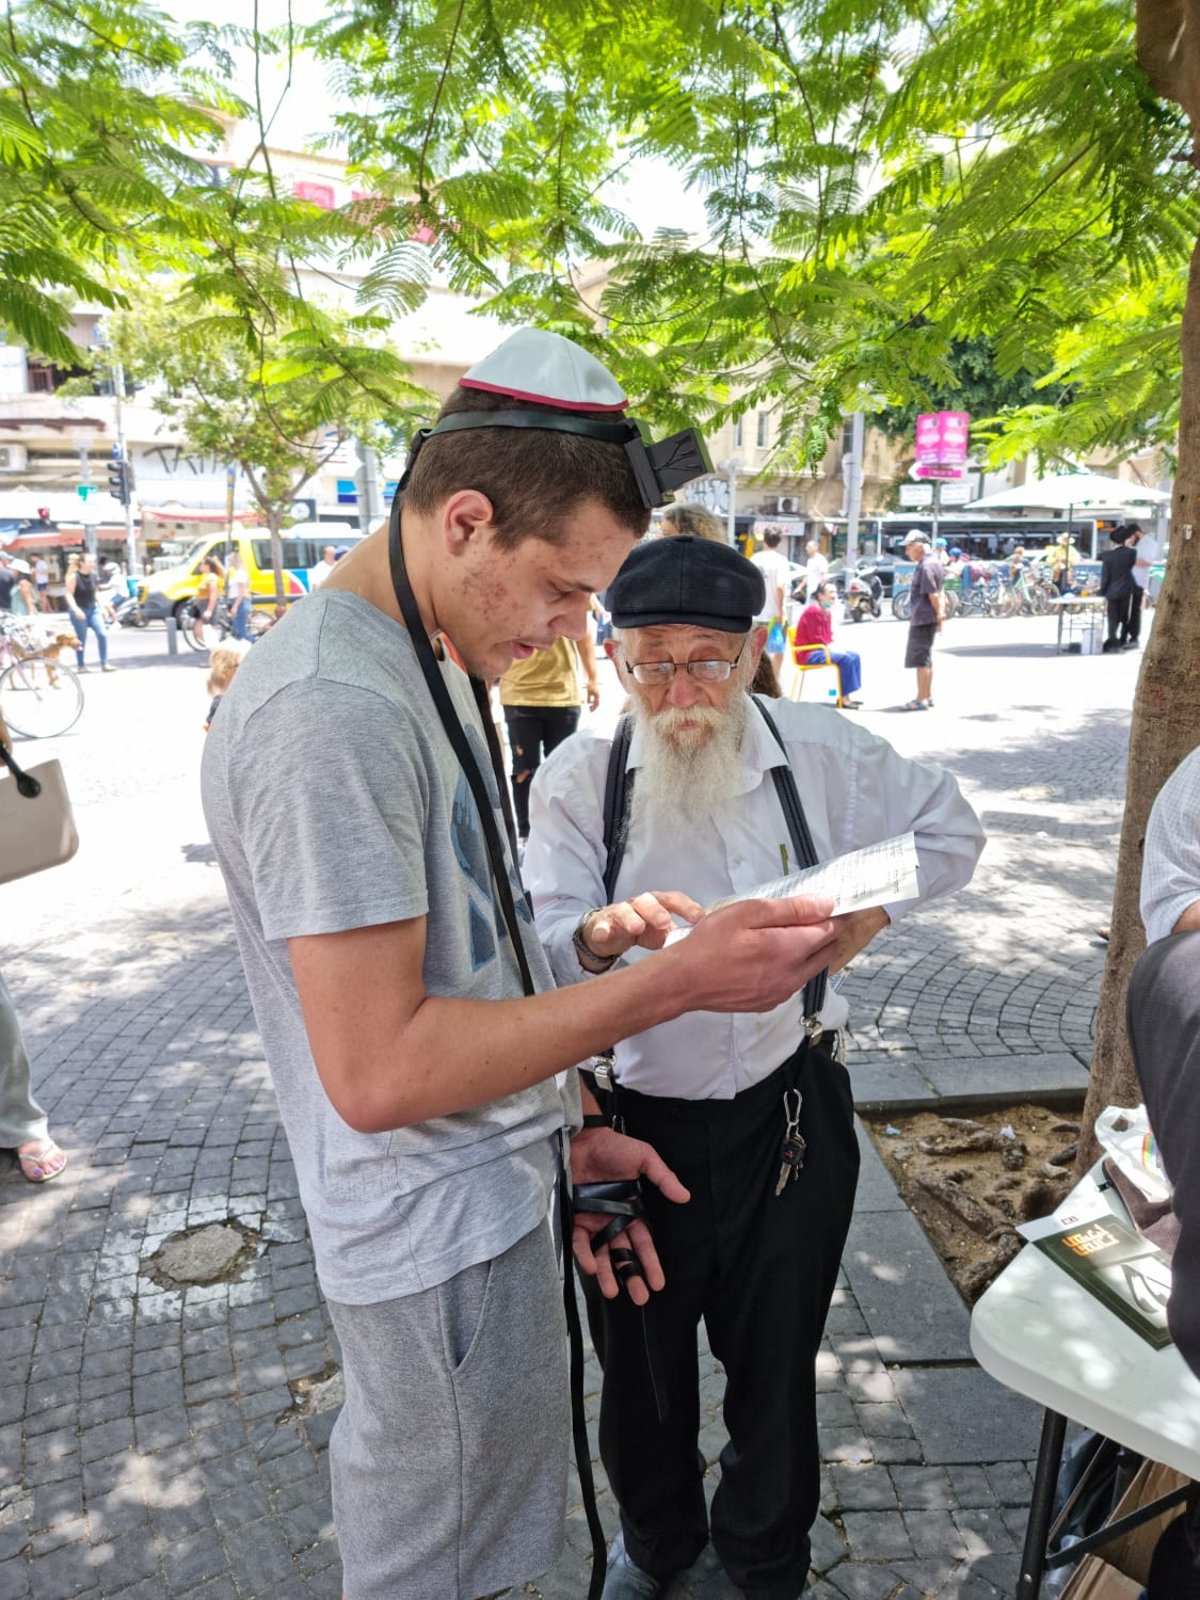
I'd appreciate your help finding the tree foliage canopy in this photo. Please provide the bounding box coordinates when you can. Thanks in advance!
[109,289,424,536]
[317,0,1198,468]
[1,0,1195,474]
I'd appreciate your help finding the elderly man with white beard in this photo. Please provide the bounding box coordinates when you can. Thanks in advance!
[524,535,985,1600]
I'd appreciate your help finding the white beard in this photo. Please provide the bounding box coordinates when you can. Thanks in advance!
[631,690,750,824]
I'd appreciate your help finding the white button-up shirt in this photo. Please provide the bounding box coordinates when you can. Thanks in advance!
[525,696,985,1100]
[1142,747,1200,943]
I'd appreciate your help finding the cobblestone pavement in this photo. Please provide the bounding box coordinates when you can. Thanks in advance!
[0,614,1146,1598]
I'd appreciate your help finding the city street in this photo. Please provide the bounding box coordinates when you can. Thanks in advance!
[0,604,1146,1599]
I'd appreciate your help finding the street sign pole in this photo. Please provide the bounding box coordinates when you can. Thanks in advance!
[74,441,97,560]
[113,362,138,576]
[843,411,864,569]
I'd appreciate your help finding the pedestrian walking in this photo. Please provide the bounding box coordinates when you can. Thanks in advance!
[792,581,863,706]
[226,550,252,641]
[201,327,840,1600]
[1126,523,1161,648]
[524,535,983,1600]
[803,536,828,600]
[901,532,945,709]
[34,555,49,611]
[0,971,67,1182]
[750,528,791,687]
[191,557,223,647]
[0,709,67,1184]
[1098,526,1137,652]
[500,635,600,845]
[65,553,114,672]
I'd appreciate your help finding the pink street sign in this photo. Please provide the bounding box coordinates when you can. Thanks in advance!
[914,463,965,480]
[915,410,970,468]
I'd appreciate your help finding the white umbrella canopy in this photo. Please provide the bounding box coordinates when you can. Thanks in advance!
[963,472,1170,512]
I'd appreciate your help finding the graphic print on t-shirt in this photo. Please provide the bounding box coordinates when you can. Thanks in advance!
[450,726,533,972]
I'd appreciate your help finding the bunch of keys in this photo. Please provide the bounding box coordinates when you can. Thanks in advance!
[775,1087,806,1196]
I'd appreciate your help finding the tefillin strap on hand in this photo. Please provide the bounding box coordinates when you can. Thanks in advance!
[572,1178,668,1423]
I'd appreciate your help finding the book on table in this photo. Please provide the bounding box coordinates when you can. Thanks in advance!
[1029,1210,1173,1351]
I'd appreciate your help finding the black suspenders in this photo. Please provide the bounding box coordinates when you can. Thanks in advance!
[601,696,828,1021]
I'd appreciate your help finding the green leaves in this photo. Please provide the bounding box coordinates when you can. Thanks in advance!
[316,0,1195,467]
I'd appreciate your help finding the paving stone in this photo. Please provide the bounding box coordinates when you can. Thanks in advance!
[826,1565,905,1600]
[890,1466,954,1512]
[919,1052,1088,1104]
[983,1462,1032,1508]
[841,1210,972,1362]
[852,1119,909,1213]
[840,1510,915,1563]
[848,1060,934,1112]
[947,1465,999,1509]
[831,1464,899,1512]
[890,1369,1041,1466]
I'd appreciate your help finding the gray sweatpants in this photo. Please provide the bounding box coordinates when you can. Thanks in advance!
[326,1217,570,1600]
[0,973,48,1149]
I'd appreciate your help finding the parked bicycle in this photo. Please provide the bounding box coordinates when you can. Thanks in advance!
[0,629,84,739]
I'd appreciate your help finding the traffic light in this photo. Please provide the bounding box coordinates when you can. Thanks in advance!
[106,453,134,506]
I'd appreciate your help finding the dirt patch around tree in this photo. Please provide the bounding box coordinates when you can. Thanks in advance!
[864,1101,1086,1304]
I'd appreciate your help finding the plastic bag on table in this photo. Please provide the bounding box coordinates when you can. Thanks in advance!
[1094,1105,1172,1206]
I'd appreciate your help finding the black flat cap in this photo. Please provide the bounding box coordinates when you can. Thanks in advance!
[606,535,766,633]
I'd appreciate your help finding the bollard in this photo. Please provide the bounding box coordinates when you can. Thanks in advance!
[165,618,178,656]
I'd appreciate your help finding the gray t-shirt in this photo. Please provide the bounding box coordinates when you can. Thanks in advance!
[201,590,570,1305]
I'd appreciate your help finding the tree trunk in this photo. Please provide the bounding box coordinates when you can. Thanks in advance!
[1078,243,1200,1166]
[1079,5,1200,1167]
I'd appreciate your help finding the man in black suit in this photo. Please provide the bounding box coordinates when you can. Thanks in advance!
[1097,526,1137,651]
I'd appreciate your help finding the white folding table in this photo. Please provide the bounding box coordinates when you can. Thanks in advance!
[970,1175,1200,1597]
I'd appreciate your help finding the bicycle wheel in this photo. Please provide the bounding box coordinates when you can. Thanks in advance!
[185,617,229,653]
[0,657,84,738]
[892,585,912,621]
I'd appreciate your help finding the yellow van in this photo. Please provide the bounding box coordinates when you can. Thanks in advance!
[140,527,362,623]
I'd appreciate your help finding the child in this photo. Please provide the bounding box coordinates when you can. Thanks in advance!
[204,644,245,732]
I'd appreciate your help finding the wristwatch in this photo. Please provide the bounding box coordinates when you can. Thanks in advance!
[572,909,617,974]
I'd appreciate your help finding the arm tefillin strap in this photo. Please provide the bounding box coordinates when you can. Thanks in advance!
[386,495,608,1600]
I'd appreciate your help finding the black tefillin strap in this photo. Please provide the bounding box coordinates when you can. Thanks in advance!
[386,496,609,1600]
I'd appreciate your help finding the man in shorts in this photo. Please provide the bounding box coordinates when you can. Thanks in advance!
[902,532,945,710]
[201,327,840,1600]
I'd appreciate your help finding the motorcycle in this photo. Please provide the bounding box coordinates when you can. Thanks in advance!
[111,591,147,629]
[845,565,884,622]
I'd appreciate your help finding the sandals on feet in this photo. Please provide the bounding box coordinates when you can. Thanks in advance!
[900,699,930,711]
[17,1139,67,1183]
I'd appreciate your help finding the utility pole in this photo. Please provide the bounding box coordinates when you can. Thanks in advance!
[73,434,97,561]
[354,442,384,535]
[724,458,742,547]
[843,411,865,569]
[112,362,137,576]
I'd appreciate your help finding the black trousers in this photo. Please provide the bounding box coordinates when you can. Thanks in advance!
[503,704,580,837]
[1104,595,1132,648]
[1126,585,1144,644]
[587,1038,859,1600]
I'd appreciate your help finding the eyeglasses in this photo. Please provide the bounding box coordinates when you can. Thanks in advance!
[623,643,746,686]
